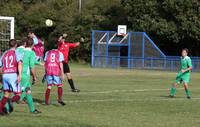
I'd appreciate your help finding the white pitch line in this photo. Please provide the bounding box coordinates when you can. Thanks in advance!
[32,88,187,95]
[35,98,200,105]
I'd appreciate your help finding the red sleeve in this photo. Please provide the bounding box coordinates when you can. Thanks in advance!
[67,42,78,48]
[57,41,62,48]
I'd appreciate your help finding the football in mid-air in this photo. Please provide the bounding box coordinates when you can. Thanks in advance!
[45,19,53,27]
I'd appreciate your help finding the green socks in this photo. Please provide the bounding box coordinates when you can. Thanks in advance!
[185,88,191,97]
[170,86,191,97]
[170,87,176,96]
[20,91,26,101]
[26,94,35,112]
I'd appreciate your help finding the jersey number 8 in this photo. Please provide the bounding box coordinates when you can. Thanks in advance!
[50,53,56,62]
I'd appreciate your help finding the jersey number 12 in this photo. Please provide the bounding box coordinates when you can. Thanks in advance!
[5,55,14,68]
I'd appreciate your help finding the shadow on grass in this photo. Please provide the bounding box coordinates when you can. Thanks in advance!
[33,98,61,107]
[159,95,183,98]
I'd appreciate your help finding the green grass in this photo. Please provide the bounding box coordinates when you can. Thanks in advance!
[1,64,200,127]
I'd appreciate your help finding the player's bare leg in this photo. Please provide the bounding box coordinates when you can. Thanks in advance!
[169,83,178,98]
[183,82,191,99]
[66,73,80,92]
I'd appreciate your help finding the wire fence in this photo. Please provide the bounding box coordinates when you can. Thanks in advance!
[91,30,200,71]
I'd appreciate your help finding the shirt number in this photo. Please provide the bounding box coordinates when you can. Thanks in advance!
[5,55,14,68]
[50,53,56,62]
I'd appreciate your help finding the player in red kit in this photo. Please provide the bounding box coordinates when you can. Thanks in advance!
[0,39,23,115]
[44,49,65,105]
[28,30,44,61]
[57,34,80,92]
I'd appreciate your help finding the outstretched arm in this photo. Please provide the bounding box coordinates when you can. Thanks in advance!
[68,42,80,48]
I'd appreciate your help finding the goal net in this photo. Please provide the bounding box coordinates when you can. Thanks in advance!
[0,16,14,53]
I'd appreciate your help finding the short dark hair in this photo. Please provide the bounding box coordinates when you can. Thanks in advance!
[182,48,189,53]
[18,37,27,46]
[25,37,34,47]
[28,29,34,34]
[9,39,17,47]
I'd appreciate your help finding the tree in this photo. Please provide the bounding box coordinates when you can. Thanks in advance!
[122,0,200,55]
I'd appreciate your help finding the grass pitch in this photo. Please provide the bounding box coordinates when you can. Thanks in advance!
[0,64,200,127]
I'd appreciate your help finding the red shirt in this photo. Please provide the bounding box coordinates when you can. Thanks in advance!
[45,49,61,76]
[57,41,78,63]
[2,49,18,73]
[32,36,44,58]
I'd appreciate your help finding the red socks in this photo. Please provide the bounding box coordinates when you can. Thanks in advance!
[0,96,8,112]
[45,85,63,105]
[11,95,20,103]
[58,87,63,101]
[45,88,51,105]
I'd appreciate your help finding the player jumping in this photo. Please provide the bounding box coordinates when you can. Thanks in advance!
[0,39,23,115]
[169,48,192,99]
[44,48,65,105]
[28,30,44,61]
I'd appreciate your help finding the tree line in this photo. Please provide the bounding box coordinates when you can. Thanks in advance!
[0,0,199,62]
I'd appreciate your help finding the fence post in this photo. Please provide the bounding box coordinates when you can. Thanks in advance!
[142,32,145,68]
[97,32,100,67]
[91,31,95,67]
[128,32,131,69]
[106,31,109,67]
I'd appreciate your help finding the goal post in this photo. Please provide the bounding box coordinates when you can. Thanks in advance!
[0,16,15,52]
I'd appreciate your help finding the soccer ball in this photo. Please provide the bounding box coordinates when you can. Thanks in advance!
[45,19,53,27]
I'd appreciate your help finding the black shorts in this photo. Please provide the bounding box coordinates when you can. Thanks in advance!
[63,62,70,73]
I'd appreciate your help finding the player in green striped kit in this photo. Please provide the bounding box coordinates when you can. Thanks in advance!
[16,38,41,103]
[169,48,192,99]
[20,37,41,113]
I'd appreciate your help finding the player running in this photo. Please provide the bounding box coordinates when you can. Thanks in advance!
[57,34,80,92]
[20,37,41,113]
[44,48,65,105]
[0,39,23,115]
[169,48,192,99]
